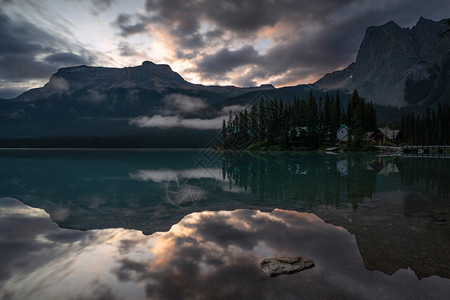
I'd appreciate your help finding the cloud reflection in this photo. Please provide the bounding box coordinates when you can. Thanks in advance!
[1,197,449,299]
[129,168,223,182]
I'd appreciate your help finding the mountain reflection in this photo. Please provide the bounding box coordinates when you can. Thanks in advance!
[221,152,379,209]
[1,198,449,300]
[220,152,449,208]
[0,150,449,285]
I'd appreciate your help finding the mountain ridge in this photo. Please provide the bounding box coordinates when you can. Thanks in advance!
[314,17,450,107]
[12,61,275,103]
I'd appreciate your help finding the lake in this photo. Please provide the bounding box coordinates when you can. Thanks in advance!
[0,149,449,299]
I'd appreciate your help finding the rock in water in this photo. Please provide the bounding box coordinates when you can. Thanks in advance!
[260,256,315,277]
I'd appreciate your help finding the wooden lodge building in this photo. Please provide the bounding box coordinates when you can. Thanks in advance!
[368,127,403,145]
[337,125,403,145]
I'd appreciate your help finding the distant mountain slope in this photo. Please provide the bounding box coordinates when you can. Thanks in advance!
[315,17,450,107]
[0,61,275,145]
[12,61,275,103]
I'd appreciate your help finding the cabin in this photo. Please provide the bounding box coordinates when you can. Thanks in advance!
[289,126,308,137]
[368,127,402,145]
[336,125,349,144]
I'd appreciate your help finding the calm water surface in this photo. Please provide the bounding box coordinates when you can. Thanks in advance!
[0,149,449,299]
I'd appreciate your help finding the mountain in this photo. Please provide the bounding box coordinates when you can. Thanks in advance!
[13,61,275,103]
[0,61,275,146]
[315,17,450,107]
[1,17,448,146]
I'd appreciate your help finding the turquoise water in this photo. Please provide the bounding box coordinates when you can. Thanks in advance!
[0,150,449,299]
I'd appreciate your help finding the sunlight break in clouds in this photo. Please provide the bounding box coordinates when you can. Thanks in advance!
[129,114,226,130]
[0,0,449,98]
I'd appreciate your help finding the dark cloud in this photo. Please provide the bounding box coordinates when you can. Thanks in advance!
[196,46,260,77]
[113,0,449,86]
[91,0,116,10]
[144,0,201,36]
[202,0,281,33]
[45,230,89,243]
[113,13,148,36]
[44,52,91,66]
[1,0,449,94]
[234,75,257,87]
[139,0,354,37]
[0,8,99,98]
[205,29,224,39]
[114,258,150,282]
[175,49,198,60]
[0,11,56,56]
[118,42,139,57]
[181,33,204,49]
[0,54,56,80]
[88,283,122,300]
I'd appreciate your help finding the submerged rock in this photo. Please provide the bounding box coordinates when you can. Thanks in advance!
[260,256,315,277]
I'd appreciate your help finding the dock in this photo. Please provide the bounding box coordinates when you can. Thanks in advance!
[376,145,449,157]
[402,145,449,155]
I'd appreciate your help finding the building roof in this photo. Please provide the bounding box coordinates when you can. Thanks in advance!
[368,127,401,140]
[379,127,400,140]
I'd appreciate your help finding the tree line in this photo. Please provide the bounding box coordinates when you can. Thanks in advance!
[220,89,377,150]
[390,103,450,145]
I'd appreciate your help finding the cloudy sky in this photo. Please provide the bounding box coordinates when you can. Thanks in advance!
[0,0,448,98]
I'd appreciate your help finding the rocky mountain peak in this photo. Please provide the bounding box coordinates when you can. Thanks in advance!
[11,61,277,103]
[315,17,450,107]
[366,20,401,33]
[13,61,193,102]
[141,60,156,66]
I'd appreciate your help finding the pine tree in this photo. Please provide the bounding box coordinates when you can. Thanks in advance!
[258,98,266,142]
[250,104,258,143]
[367,101,377,131]
[226,110,233,148]
[336,91,341,124]
[221,119,227,146]
[307,91,319,147]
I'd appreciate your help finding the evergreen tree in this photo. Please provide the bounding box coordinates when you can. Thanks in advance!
[336,91,341,124]
[250,104,258,143]
[351,104,366,146]
[220,89,386,150]
[367,101,377,131]
[221,119,227,145]
[225,110,233,148]
[258,98,266,142]
[307,91,319,148]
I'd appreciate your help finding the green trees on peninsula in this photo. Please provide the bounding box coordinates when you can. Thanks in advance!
[220,89,377,150]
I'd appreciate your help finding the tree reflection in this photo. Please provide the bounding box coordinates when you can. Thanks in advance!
[220,152,389,210]
[397,157,450,198]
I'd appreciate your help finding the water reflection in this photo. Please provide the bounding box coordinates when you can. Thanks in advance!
[1,150,447,218]
[0,150,449,282]
[315,190,450,279]
[221,152,380,209]
[220,152,449,208]
[1,198,449,299]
